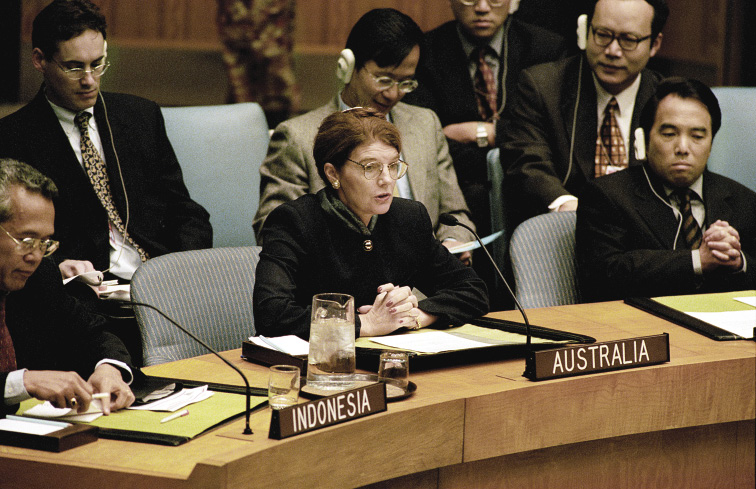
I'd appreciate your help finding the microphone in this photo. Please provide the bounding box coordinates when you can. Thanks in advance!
[439,213,532,346]
[129,301,253,435]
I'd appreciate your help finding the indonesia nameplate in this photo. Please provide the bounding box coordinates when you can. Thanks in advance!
[269,382,387,439]
[524,333,670,381]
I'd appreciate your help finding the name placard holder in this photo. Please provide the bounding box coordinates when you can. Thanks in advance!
[269,382,387,440]
[524,333,670,381]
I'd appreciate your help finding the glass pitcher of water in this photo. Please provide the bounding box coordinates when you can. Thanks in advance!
[307,293,356,390]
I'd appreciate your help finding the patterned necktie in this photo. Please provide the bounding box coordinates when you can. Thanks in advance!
[674,188,703,249]
[0,295,17,373]
[594,98,628,177]
[473,47,498,122]
[75,111,149,262]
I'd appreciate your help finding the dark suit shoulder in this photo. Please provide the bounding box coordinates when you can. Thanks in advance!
[509,18,567,60]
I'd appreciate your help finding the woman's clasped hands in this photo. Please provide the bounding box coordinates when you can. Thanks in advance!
[357,283,423,337]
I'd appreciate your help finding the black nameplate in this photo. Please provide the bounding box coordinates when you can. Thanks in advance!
[524,333,670,381]
[268,382,387,439]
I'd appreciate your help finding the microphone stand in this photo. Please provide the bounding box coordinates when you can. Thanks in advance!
[129,301,253,435]
[439,214,532,347]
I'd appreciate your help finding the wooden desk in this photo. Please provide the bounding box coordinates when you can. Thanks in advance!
[1,301,754,488]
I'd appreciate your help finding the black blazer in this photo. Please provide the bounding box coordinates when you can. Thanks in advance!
[576,166,756,302]
[253,194,489,339]
[0,89,212,270]
[501,54,662,226]
[405,19,566,186]
[2,258,132,415]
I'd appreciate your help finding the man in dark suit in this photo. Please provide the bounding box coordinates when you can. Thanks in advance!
[576,78,756,302]
[0,0,211,283]
[502,0,669,227]
[1,159,134,416]
[404,0,566,235]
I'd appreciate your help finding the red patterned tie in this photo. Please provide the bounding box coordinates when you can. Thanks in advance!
[473,47,498,122]
[0,295,17,373]
[594,98,628,177]
[75,111,149,262]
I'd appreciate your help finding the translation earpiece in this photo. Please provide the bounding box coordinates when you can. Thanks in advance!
[634,127,646,161]
[576,14,588,51]
[336,49,355,85]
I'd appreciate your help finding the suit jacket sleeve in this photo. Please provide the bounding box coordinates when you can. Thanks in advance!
[428,110,477,243]
[3,259,132,414]
[151,103,213,251]
[252,122,313,241]
[501,65,572,214]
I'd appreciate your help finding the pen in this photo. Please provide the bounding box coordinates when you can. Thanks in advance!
[160,409,189,424]
[92,392,110,410]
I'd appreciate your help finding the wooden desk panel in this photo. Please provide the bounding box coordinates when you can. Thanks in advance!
[1,301,753,489]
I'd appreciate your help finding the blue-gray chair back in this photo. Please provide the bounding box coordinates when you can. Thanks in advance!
[509,211,578,308]
[161,103,269,247]
[131,246,262,366]
[708,87,756,193]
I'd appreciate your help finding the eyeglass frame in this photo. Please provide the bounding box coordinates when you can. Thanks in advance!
[0,224,59,257]
[52,57,111,80]
[346,158,408,180]
[364,69,419,94]
[456,0,508,6]
[590,25,653,51]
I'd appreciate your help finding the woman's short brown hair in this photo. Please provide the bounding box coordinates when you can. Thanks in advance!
[313,107,402,184]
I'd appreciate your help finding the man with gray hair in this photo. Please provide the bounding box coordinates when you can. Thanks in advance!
[0,159,134,416]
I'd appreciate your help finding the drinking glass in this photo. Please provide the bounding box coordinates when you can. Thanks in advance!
[378,351,409,389]
[268,365,300,409]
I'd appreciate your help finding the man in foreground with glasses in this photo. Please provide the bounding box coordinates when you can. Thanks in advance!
[254,8,476,264]
[404,0,566,237]
[501,0,668,227]
[0,0,211,287]
[0,159,134,416]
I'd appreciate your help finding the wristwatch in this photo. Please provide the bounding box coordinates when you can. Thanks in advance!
[476,122,488,148]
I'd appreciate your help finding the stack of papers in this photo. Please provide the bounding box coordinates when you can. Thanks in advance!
[128,385,213,412]
[247,335,310,356]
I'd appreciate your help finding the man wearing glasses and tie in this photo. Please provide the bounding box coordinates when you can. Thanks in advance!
[403,0,566,238]
[501,0,669,228]
[0,0,211,286]
[0,159,134,416]
[254,8,476,265]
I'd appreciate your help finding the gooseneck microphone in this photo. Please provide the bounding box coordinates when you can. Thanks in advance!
[439,213,532,346]
[129,301,254,435]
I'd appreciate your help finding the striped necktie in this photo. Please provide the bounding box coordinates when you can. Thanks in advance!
[674,188,703,249]
[75,111,149,262]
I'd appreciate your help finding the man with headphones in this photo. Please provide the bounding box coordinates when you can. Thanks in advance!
[0,0,212,284]
[576,78,756,302]
[254,8,475,262]
[501,0,668,227]
[403,0,566,237]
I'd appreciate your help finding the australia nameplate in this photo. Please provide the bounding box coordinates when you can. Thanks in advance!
[269,382,387,439]
[524,333,670,381]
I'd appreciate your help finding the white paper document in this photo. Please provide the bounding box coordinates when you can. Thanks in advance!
[734,296,756,307]
[446,231,504,254]
[0,416,70,435]
[248,335,310,356]
[22,402,104,422]
[368,331,494,354]
[685,310,756,339]
[128,385,213,412]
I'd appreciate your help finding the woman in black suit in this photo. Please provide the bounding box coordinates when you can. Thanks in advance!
[254,108,488,339]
